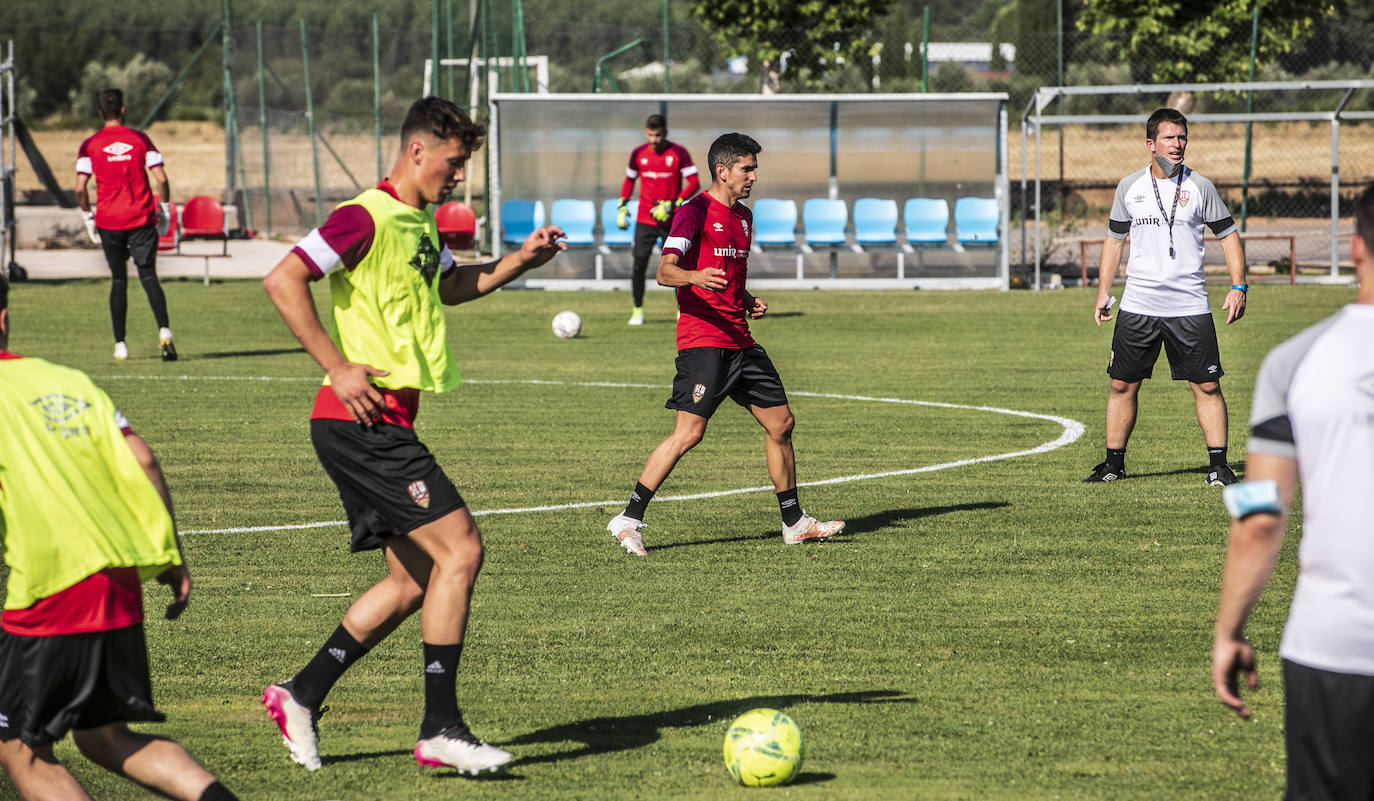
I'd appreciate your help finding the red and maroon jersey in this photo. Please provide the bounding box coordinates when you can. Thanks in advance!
[663,193,756,351]
[76,124,163,231]
[289,179,454,428]
[620,142,700,226]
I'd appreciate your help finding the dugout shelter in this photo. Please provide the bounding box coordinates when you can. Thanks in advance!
[488,92,1010,290]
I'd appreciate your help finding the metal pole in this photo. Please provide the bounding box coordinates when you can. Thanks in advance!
[223,0,235,209]
[256,22,271,238]
[301,20,322,226]
[1021,117,1028,279]
[446,0,454,99]
[663,0,670,93]
[921,7,929,93]
[1331,115,1339,275]
[432,0,440,96]
[373,13,382,184]
[1056,0,1063,182]
[1240,1,1259,232]
[1034,108,1042,290]
[998,100,1010,290]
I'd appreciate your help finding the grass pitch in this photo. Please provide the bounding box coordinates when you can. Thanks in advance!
[1,278,1353,800]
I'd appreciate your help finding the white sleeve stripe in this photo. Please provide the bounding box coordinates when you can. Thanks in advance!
[145,151,164,168]
[680,165,698,177]
[114,409,130,430]
[298,229,343,275]
[664,235,692,253]
[440,245,456,274]
[625,167,638,179]
[76,157,92,174]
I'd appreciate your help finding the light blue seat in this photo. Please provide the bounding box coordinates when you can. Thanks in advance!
[903,198,950,245]
[802,198,848,247]
[501,199,544,246]
[550,199,595,246]
[751,198,798,247]
[954,197,999,245]
[853,198,898,246]
[600,199,636,247]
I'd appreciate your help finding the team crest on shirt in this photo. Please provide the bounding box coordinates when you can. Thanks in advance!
[407,480,431,509]
[641,157,649,166]
[409,234,441,285]
[1178,190,1191,207]
[692,383,706,403]
[666,155,674,167]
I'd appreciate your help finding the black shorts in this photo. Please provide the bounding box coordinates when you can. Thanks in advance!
[99,224,158,274]
[1282,658,1374,801]
[0,625,164,748]
[667,345,789,419]
[1107,310,1224,383]
[631,220,672,268]
[311,419,466,552]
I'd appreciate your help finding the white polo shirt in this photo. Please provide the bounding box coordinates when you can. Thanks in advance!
[1107,165,1236,317]
[1246,304,1374,675]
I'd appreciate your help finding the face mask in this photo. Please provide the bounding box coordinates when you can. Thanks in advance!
[1154,154,1182,177]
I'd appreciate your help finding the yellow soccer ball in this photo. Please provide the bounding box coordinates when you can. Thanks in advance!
[722,708,804,787]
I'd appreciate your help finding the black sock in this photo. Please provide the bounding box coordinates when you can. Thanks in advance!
[1105,448,1127,468]
[291,625,367,709]
[624,482,655,521]
[1208,447,1228,467]
[777,488,803,527]
[197,781,240,801]
[420,642,463,739]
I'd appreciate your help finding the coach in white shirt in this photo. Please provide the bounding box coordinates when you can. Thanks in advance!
[1213,182,1374,801]
[1087,107,1249,487]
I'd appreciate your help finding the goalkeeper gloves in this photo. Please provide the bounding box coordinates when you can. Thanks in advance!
[616,199,630,230]
[650,199,674,223]
[81,210,100,244]
[155,202,171,237]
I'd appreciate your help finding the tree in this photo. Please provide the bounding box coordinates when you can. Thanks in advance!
[690,0,894,92]
[1077,0,1335,84]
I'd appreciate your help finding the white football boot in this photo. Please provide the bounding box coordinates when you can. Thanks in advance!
[414,723,513,774]
[782,512,845,545]
[607,513,648,556]
[112,341,129,361]
[262,681,323,770]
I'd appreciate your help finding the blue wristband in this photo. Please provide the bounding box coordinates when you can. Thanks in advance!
[1231,283,1248,292]
[1222,479,1281,519]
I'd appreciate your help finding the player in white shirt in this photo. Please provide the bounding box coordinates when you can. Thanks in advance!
[1087,108,1249,486]
[1212,183,1374,801]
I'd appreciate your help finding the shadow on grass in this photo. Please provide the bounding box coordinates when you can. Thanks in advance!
[649,502,1010,551]
[1113,461,1246,481]
[502,689,911,768]
[190,347,306,360]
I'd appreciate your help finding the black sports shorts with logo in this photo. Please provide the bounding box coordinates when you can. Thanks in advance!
[667,345,789,419]
[310,419,466,552]
[1282,658,1374,801]
[1108,310,1224,383]
[98,224,159,273]
[0,624,164,748]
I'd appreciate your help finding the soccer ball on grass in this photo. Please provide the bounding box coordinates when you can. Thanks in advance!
[722,708,804,787]
[551,310,582,339]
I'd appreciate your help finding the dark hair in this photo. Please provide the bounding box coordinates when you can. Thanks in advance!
[1146,107,1188,140]
[400,96,485,153]
[1355,183,1374,255]
[707,132,762,179]
[98,88,124,120]
[0,273,8,314]
[645,114,666,131]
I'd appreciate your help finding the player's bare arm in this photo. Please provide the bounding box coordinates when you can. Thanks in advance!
[656,252,726,291]
[150,164,171,204]
[124,429,192,619]
[75,172,92,213]
[263,252,389,425]
[1211,451,1299,719]
[1094,237,1125,326]
[1219,232,1248,324]
[437,225,567,305]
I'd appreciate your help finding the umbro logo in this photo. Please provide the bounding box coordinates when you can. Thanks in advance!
[328,647,348,663]
[103,142,134,156]
[425,660,445,675]
[31,394,90,424]
[1208,364,1219,373]
[0,713,8,728]
[712,222,724,231]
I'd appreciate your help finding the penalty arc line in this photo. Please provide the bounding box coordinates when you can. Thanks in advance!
[96,376,1084,535]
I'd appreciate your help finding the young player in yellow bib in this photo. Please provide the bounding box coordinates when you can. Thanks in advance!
[261,96,566,774]
[0,276,239,801]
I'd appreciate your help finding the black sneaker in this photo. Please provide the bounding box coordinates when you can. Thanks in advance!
[1206,464,1238,487]
[1083,461,1125,482]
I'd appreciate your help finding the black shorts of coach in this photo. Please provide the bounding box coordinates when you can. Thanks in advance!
[1282,658,1374,801]
[667,345,789,419]
[0,625,165,748]
[1107,310,1224,384]
[311,419,467,552]
[98,224,159,275]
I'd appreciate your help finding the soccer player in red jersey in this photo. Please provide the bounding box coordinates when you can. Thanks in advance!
[617,114,699,325]
[75,88,177,362]
[606,132,844,556]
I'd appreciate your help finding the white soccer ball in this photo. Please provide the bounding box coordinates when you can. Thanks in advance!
[551,310,582,339]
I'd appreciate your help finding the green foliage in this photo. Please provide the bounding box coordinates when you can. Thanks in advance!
[69,53,174,122]
[688,0,894,91]
[1077,0,1335,83]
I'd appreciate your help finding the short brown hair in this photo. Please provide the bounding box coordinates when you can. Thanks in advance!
[707,132,761,178]
[400,96,485,153]
[645,114,666,131]
[98,89,124,120]
[1355,183,1374,255]
[1146,107,1188,140]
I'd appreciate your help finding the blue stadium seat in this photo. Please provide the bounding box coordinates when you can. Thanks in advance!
[600,199,636,247]
[750,198,798,247]
[501,199,544,246]
[954,197,999,245]
[550,199,595,246]
[853,198,898,246]
[903,198,950,245]
[802,198,848,247]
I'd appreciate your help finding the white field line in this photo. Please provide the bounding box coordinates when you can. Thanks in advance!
[95,375,1084,535]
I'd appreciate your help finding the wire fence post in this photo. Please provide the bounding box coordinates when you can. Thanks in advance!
[920,7,929,93]
[223,0,235,211]
[372,13,382,184]
[662,0,670,93]
[256,21,270,238]
[301,20,322,227]
[1240,2,1259,233]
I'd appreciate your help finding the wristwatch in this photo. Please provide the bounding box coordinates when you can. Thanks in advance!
[1231,283,1249,293]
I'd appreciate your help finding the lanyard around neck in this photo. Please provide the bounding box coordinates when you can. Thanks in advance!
[1150,166,1185,260]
